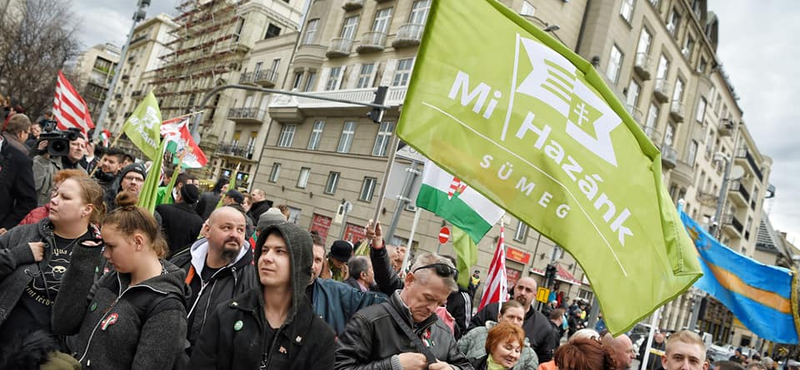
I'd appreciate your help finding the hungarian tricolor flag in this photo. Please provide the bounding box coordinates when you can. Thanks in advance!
[161,116,207,168]
[53,71,94,133]
[479,225,508,311]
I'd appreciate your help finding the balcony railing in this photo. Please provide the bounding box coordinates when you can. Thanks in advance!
[728,180,751,206]
[239,71,255,85]
[736,148,764,182]
[695,191,718,207]
[639,124,661,144]
[216,142,255,160]
[722,213,744,236]
[327,37,354,58]
[227,107,265,122]
[270,86,407,111]
[661,144,678,169]
[626,104,643,123]
[718,119,734,137]
[393,23,424,48]
[357,31,387,53]
[653,78,670,103]
[342,0,364,11]
[254,69,279,87]
[633,53,652,80]
[670,100,685,122]
[131,90,142,97]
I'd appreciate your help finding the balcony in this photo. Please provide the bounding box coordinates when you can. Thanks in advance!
[131,90,142,97]
[661,144,678,169]
[254,69,279,87]
[626,104,643,123]
[270,86,408,122]
[728,180,750,207]
[393,23,425,48]
[327,37,353,58]
[633,53,652,80]
[114,93,122,100]
[357,31,387,53]
[695,191,718,207]
[653,78,670,103]
[722,213,744,238]
[342,0,364,10]
[239,71,256,85]
[216,142,255,161]
[735,148,764,182]
[669,100,685,122]
[227,107,265,124]
[718,119,734,137]
[121,74,130,82]
[639,124,661,144]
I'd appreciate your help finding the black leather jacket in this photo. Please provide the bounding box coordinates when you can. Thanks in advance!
[335,292,473,370]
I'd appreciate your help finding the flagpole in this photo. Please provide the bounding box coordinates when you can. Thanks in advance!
[639,307,662,370]
[402,207,422,274]
[371,133,400,230]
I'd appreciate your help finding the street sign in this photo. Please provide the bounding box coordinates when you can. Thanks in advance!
[536,287,551,303]
[438,227,450,244]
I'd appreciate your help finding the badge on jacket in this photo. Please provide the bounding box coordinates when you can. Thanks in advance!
[101,313,119,331]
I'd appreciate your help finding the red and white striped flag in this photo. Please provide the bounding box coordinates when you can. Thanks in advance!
[53,71,94,133]
[478,225,508,311]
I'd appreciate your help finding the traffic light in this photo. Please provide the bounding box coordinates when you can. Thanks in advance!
[544,263,557,288]
[367,86,388,123]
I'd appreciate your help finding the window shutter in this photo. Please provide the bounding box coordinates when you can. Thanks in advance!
[379,59,397,86]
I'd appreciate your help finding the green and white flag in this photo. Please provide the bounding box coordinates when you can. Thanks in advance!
[123,91,162,160]
[417,159,504,244]
[396,0,702,334]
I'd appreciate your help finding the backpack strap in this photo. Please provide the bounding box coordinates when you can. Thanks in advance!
[380,302,438,365]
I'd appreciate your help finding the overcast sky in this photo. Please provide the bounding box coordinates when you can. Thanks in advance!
[73,0,800,248]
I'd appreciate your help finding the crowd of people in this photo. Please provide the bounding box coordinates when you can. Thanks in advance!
[0,101,795,370]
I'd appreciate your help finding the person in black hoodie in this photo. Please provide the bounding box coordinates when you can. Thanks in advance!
[189,220,336,369]
[196,177,229,221]
[156,183,204,257]
[52,191,189,369]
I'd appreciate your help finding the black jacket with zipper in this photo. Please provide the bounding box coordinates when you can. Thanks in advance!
[52,242,190,369]
[170,238,258,347]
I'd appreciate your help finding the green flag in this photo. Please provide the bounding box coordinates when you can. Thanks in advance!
[451,226,477,289]
[396,0,702,334]
[137,139,167,213]
[123,91,162,160]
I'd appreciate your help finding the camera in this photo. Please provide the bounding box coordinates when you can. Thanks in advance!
[38,123,80,157]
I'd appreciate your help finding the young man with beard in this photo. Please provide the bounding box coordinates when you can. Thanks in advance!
[170,206,258,349]
[471,277,557,363]
[93,147,126,192]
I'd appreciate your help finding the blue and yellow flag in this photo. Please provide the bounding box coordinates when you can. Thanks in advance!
[680,211,800,344]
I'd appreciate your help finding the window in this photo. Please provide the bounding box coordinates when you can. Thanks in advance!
[372,7,393,33]
[254,62,263,74]
[269,163,281,183]
[325,172,340,194]
[337,121,357,153]
[697,171,706,190]
[341,16,359,40]
[287,206,301,224]
[233,18,245,42]
[514,220,528,242]
[664,122,675,146]
[357,63,375,89]
[296,167,311,188]
[606,45,623,84]
[292,72,303,90]
[673,77,684,103]
[649,0,660,9]
[620,0,635,23]
[372,122,394,156]
[307,120,325,150]
[392,58,414,87]
[520,0,535,16]
[687,140,698,165]
[698,57,707,73]
[303,19,319,45]
[270,58,281,73]
[656,54,669,80]
[265,24,281,39]
[667,8,681,37]
[409,0,431,25]
[696,97,707,123]
[645,103,659,129]
[278,124,296,147]
[625,79,640,112]
[682,35,695,59]
[326,66,343,91]
[303,71,317,92]
[359,177,377,202]
[636,28,652,57]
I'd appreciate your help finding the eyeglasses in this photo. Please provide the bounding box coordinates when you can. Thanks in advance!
[412,263,457,277]
[123,175,144,183]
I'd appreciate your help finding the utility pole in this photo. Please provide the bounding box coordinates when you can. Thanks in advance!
[93,0,150,142]
[710,119,741,239]
[385,159,421,244]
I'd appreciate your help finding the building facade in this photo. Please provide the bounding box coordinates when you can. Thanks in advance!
[70,44,121,122]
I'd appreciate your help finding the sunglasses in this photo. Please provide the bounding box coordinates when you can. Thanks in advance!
[412,263,458,277]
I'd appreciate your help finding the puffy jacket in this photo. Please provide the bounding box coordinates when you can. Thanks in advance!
[471,302,556,363]
[52,242,190,369]
[309,277,386,334]
[458,320,539,370]
[335,291,473,370]
[169,238,258,347]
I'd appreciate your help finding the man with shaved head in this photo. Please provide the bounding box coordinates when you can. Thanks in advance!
[603,333,637,370]
[170,206,259,350]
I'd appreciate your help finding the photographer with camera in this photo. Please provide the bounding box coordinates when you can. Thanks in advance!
[32,123,84,206]
[0,114,36,230]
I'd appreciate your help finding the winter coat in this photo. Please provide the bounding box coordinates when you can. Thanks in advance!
[447,287,473,340]
[247,199,273,223]
[32,154,61,207]
[0,133,36,229]
[52,242,190,369]
[369,245,404,295]
[335,291,473,370]
[170,237,258,347]
[0,219,101,330]
[309,277,386,334]
[156,202,204,257]
[19,204,49,226]
[195,191,221,221]
[458,320,539,370]
[471,302,556,363]
[189,221,336,369]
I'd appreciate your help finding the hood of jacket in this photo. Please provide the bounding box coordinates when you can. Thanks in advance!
[188,237,252,277]
[113,260,190,299]
[256,222,313,326]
